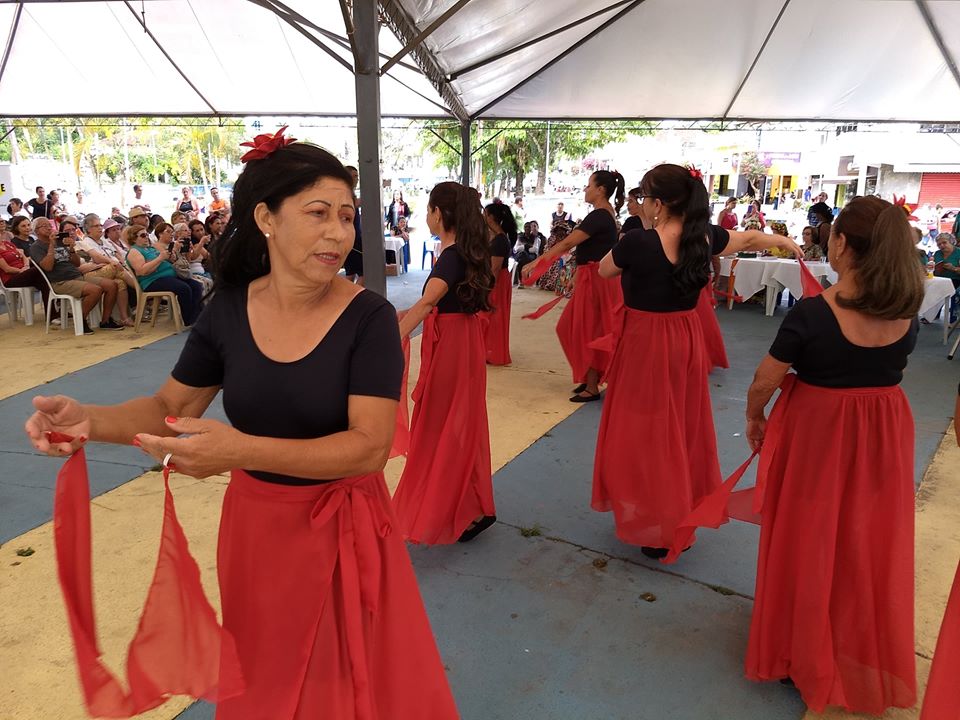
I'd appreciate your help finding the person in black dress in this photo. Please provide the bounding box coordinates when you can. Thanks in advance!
[483,202,517,365]
[343,165,364,284]
[522,170,625,401]
[593,163,800,558]
[394,181,497,544]
[25,140,457,718]
[742,196,923,713]
[620,186,644,238]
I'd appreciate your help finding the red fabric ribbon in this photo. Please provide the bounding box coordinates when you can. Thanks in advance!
[240,126,296,163]
[664,374,799,563]
[798,258,824,298]
[52,433,244,716]
[390,336,411,458]
[521,256,551,287]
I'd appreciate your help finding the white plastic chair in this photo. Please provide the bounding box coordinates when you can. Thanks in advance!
[0,276,35,327]
[30,259,85,336]
[130,277,184,333]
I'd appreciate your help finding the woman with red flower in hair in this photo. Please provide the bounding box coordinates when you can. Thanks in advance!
[25,129,458,719]
[592,163,798,559]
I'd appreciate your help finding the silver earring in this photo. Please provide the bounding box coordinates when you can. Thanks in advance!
[264,232,270,239]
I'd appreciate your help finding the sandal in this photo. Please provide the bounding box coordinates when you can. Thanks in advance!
[570,390,602,403]
[458,515,497,543]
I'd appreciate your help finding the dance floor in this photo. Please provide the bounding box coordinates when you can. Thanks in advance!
[1,273,957,720]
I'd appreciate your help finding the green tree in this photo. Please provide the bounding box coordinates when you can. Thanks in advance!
[417,120,654,195]
[737,151,768,198]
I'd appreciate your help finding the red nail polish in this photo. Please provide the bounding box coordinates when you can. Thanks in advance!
[165,416,177,424]
[132,437,141,448]
[78,436,87,444]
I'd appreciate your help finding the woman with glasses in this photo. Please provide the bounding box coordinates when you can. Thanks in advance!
[593,164,799,559]
[125,224,203,325]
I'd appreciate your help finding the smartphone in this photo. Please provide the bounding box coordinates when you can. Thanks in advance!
[55,231,70,246]
[167,241,176,253]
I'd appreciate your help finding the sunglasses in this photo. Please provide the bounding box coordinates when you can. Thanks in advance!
[137,232,148,238]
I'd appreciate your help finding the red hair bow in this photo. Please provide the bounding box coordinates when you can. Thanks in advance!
[688,167,703,180]
[893,194,916,218]
[240,125,297,163]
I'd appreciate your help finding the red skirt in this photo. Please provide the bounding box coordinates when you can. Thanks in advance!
[484,267,512,366]
[393,311,494,545]
[746,381,916,714]
[592,308,721,548]
[694,285,729,371]
[556,262,623,384]
[921,560,960,720]
[216,470,458,720]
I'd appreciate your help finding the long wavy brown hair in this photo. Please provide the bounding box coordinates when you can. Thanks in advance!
[832,196,924,319]
[429,182,493,313]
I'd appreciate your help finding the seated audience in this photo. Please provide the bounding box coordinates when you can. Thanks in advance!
[59,216,127,329]
[126,223,203,326]
[8,216,33,252]
[28,217,108,334]
[800,226,823,260]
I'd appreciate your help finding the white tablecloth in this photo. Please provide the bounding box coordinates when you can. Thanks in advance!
[920,276,955,322]
[384,237,406,273]
[717,257,836,303]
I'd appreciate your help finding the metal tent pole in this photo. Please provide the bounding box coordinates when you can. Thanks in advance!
[353,0,386,296]
[460,120,471,186]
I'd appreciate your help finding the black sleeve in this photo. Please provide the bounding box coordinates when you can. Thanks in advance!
[768,300,810,364]
[620,216,642,234]
[171,301,225,387]
[349,300,404,400]
[490,233,511,258]
[611,230,639,269]
[708,224,730,255]
[429,248,461,293]
[577,209,606,238]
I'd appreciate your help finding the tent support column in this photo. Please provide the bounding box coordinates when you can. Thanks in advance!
[353,0,386,297]
[460,120,472,186]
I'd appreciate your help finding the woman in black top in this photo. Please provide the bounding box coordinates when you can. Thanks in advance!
[742,197,923,714]
[522,170,625,401]
[483,202,517,366]
[394,182,497,545]
[25,140,458,718]
[593,164,799,560]
[620,186,644,238]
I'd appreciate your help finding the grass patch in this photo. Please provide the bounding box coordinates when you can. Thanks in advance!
[519,524,543,538]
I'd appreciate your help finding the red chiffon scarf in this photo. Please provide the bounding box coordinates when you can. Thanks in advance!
[52,433,243,717]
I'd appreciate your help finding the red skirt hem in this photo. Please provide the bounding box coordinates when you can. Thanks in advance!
[694,285,729,370]
[921,560,960,720]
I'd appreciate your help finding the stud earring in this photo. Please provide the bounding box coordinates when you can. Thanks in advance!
[264,233,270,239]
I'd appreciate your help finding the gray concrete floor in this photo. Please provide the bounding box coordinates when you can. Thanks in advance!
[2,291,954,720]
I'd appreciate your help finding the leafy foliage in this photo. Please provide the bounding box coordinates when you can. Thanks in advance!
[0,119,246,187]
[418,120,654,195]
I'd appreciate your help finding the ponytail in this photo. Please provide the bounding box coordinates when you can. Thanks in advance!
[639,163,712,296]
[484,202,518,244]
[592,170,626,215]
[429,182,494,313]
[833,197,924,319]
[674,178,711,296]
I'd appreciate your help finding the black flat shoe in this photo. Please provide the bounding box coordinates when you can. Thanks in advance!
[572,383,587,394]
[640,546,669,559]
[458,515,497,543]
[779,677,795,687]
[570,390,601,403]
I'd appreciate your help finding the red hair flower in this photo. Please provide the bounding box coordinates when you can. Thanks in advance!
[688,166,703,180]
[240,125,297,163]
[893,194,917,219]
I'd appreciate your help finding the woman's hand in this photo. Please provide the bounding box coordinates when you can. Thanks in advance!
[25,395,91,455]
[521,257,544,281]
[135,416,246,478]
[746,415,767,452]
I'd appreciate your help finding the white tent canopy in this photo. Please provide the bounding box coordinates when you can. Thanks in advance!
[1,0,959,122]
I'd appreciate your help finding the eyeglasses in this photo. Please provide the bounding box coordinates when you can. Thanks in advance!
[137,232,148,238]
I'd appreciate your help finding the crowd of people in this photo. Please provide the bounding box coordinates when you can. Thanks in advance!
[1,184,230,332]
[19,128,960,720]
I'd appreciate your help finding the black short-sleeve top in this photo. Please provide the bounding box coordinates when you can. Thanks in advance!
[611,225,730,312]
[424,245,474,314]
[620,215,643,235]
[490,232,511,270]
[574,209,618,265]
[768,295,918,387]
[171,286,404,485]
